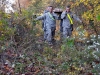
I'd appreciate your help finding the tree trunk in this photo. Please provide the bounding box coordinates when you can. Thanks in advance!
[18,0,22,14]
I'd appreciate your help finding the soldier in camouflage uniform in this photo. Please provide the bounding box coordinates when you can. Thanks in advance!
[61,5,82,39]
[36,6,59,45]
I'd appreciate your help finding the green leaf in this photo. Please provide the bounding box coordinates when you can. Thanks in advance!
[61,62,70,70]
[97,15,100,20]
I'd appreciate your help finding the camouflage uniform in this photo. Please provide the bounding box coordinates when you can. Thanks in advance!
[36,12,59,43]
[61,11,82,38]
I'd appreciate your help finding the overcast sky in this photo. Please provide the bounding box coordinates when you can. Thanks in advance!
[7,0,15,4]
[5,0,15,13]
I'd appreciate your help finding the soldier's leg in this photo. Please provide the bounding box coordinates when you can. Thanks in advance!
[44,30,47,41]
[46,27,52,43]
[43,25,47,41]
[51,27,56,42]
[63,27,68,39]
[67,28,72,37]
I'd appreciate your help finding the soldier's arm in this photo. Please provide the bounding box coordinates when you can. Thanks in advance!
[61,11,66,19]
[36,14,46,20]
[72,13,82,23]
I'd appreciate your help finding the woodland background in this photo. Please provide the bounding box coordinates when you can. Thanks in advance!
[0,0,100,75]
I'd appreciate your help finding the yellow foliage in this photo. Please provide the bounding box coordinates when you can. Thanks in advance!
[68,72,76,75]
[82,11,93,20]
[72,26,89,40]
[55,0,60,3]
[0,21,2,25]
[72,31,78,37]
[84,31,89,37]
[73,0,100,27]
[7,14,11,18]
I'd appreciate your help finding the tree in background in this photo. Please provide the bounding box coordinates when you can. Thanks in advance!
[71,0,100,35]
